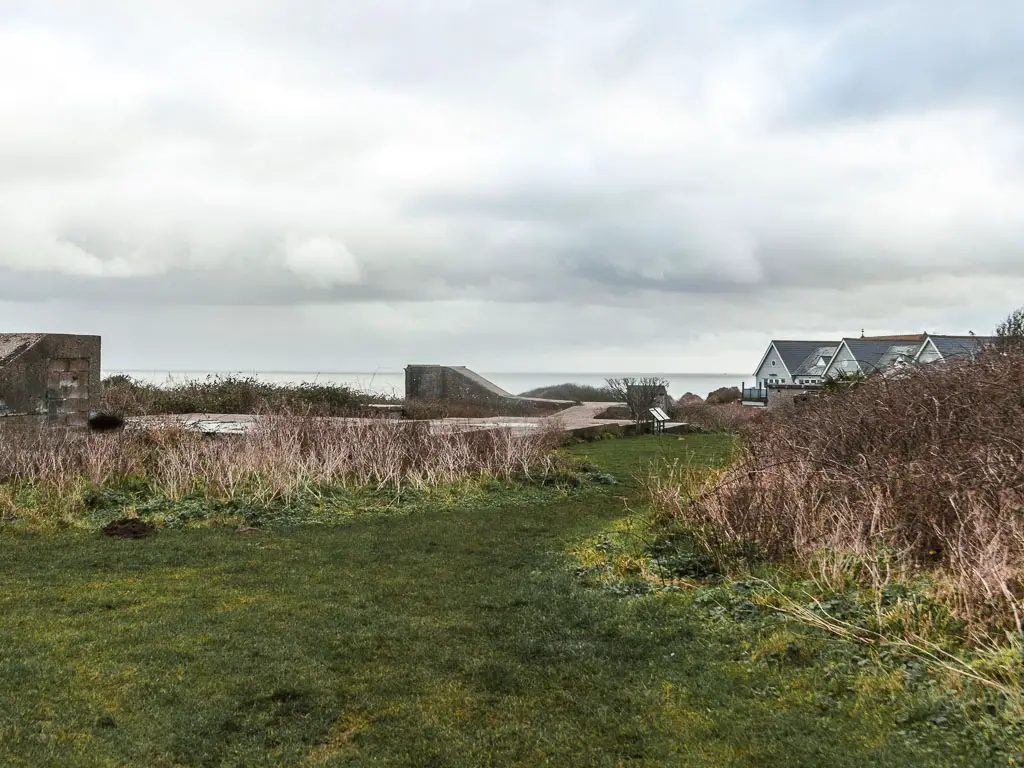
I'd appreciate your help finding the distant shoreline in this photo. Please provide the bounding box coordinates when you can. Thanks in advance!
[101,370,750,399]
[103,370,748,376]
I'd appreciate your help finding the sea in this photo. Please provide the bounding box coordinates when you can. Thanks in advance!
[101,370,749,400]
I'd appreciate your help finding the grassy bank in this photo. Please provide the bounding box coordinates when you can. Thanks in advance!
[565,349,1024,760]
[2,435,1021,764]
[572,439,1024,763]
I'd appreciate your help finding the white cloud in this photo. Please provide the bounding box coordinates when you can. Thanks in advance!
[282,236,360,287]
[0,228,153,277]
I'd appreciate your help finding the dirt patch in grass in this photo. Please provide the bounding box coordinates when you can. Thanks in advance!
[101,518,156,539]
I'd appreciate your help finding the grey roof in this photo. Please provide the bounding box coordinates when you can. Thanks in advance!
[842,339,922,373]
[772,341,839,375]
[766,333,990,378]
[928,335,993,360]
[877,343,922,368]
[792,345,839,376]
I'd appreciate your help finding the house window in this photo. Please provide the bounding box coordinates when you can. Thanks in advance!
[770,360,777,367]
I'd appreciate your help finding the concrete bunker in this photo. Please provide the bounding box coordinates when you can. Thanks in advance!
[405,365,519,406]
[0,333,102,427]
[404,365,573,411]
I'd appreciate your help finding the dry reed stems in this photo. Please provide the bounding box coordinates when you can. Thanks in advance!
[670,402,764,432]
[0,417,561,508]
[654,349,1024,633]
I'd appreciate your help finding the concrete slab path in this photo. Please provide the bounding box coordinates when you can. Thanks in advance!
[126,402,648,435]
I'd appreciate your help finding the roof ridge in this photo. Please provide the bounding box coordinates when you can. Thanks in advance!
[843,337,923,342]
[856,335,925,341]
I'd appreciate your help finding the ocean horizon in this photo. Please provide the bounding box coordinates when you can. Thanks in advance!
[102,370,750,399]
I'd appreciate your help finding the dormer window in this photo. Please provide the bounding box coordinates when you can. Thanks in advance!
[816,357,827,367]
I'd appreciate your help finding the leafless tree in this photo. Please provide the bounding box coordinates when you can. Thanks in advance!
[604,377,669,423]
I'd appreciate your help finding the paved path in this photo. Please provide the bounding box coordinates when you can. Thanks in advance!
[547,402,634,430]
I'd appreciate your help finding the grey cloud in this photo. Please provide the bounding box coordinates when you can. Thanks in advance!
[1,0,1023,371]
[782,2,1024,121]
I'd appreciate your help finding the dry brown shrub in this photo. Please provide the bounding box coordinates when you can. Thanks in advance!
[670,402,764,432]
[97,374,366,417]
[0,417,561,509]
[658,348,1024,633]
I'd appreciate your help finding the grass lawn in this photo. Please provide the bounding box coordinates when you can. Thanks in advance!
[0,435,1007,766]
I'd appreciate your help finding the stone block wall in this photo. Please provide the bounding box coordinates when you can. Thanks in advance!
[766,384,822,411]
[0,334,102,427]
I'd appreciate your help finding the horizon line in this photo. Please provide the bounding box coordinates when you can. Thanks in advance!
[101,368,750,376]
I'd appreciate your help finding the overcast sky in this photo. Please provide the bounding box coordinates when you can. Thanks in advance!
[1,1,1021,373]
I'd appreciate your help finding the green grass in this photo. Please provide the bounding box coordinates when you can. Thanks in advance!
[569,433,738,482]
[0,436,1016,765]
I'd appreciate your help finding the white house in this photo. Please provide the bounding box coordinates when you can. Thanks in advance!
[752,333,993,392]
[752,341,838,389]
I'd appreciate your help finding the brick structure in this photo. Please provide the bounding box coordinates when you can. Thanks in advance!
[0,333,102,427]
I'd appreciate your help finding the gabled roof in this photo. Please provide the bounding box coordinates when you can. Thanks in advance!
[877,343,921,368]
[926,335,993,360]
[768,341,839,376]
[841,338,921,373]
[792,345,839,376]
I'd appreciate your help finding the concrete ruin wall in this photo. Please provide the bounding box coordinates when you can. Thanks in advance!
[766,384,822,411]
[405,365,445,400]
[0,333,102,427]
[405,365,517,406]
